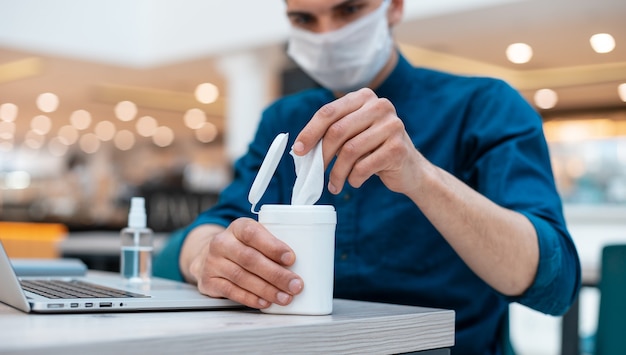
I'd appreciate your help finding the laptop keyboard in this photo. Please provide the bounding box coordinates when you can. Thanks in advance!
[20,279,149,299]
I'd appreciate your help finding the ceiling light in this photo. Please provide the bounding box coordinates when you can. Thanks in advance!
[36,92,59,113]
[95,120,116,141]
[618,83,626,102]
[590,33,615,53]
[152,126,174,147]
[31,115,52,135]
[58,125,79,145]
[70,110,92,130]
[195,83,219,104]
[195,122,219,143]
[0,103,18,122]
[79,133,101,154]
[506,43,533,64]
[114,130,135,151]
[136,116,157,137]
[114,100,138,122]
[184,108,206,129]
[534,89,558,109]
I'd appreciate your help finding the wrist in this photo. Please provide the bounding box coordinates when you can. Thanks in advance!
[179,224,223,284]
[403,150,437,202]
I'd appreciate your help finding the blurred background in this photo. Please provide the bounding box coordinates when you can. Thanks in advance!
[1,0,625,354]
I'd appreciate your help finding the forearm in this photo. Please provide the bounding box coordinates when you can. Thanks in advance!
[407,158,539,296]
[179,224,225,284]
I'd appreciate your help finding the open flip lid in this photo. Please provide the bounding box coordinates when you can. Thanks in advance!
[248,132,325,214]
[248,133,289,213]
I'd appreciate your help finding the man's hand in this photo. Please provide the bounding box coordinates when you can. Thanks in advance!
[292,88,423,197]
[182,219,304,309]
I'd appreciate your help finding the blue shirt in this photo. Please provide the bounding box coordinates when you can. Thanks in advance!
[154,53,581,354]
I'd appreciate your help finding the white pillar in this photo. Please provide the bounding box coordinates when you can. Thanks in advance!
[216,46,285,163]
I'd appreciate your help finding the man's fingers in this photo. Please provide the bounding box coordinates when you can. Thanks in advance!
[231,237,303,296]
[229,218,295,266]
[199,276,273,309]
[329,135,380,192]
[294,88,376,156]
[198,257,294,308]
[325,96,401,192]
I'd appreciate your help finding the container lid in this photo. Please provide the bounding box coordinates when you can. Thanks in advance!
[248,133,289,214]
[259,204,336,224]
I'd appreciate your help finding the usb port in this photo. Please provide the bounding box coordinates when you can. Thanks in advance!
[99,302,113,308]
[47,303,64,309]
[85,303,93,308]
[70,303,79,308]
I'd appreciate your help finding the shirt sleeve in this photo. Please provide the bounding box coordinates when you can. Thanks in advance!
[512,211,581,315]
[461,79,581,315]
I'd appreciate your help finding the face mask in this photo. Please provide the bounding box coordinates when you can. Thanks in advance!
[287,0,393,93]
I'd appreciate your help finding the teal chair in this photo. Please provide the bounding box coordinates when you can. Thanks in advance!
[581,244,626,355]
[592,244,626,355]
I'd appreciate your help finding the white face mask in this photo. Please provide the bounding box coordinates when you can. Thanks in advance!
[287,0,393,93]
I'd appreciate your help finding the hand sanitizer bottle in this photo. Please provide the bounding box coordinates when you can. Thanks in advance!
[120,197,153,282]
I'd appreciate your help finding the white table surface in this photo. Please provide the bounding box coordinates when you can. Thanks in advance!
[0,298,454,355]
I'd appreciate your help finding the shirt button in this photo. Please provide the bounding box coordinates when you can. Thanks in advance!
[342,193,351,202]
[340,253,348,261]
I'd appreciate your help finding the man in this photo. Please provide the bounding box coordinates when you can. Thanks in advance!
[155,0,581,353]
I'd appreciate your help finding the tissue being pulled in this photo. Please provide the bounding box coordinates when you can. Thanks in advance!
[290,139,324,205]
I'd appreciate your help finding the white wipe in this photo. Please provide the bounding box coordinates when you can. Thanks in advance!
[290,139,324,205]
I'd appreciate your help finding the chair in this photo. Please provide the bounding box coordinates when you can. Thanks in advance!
[0,222,68,258]
[593,244,626,355]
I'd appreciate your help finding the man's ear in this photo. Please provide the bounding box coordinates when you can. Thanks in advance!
[388,0,404,26]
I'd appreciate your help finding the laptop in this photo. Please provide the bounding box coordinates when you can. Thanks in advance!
[0,241,241,313]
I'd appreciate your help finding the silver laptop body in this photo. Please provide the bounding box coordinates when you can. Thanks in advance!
[0,241,240,313]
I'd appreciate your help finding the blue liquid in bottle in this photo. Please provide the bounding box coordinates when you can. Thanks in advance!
[120,197,153,283]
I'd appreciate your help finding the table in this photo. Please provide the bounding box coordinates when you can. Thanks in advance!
[57,223,614,355]
[0,299,455,354]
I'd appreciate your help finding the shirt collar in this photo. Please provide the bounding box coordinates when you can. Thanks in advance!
[374,50,414,100]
